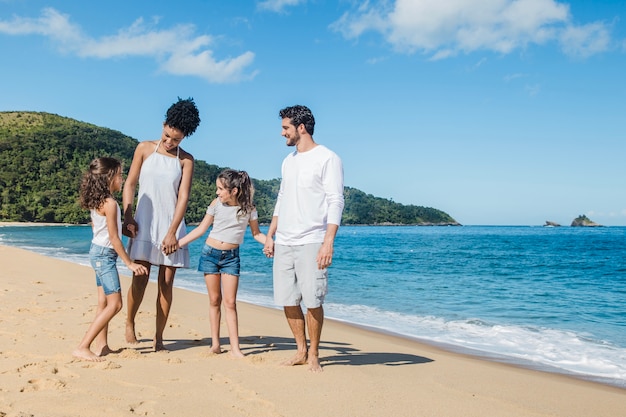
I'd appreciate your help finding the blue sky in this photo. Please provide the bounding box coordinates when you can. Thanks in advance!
[1,0,625,226]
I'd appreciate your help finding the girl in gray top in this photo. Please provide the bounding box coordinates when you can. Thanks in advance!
[177,169,266,357]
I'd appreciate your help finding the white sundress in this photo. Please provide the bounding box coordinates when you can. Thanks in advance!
[127,140,189,267]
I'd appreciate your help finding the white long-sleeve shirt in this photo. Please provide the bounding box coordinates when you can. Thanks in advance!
[273,145,344,245]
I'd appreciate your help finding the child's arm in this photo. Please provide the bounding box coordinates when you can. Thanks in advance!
[178,210,214,247]
[103,198,148,276]
[249,219,266,245]
[262,216,278,258]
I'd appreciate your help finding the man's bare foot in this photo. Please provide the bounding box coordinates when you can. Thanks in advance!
[308,355,323,373]
[125,323,139,344]
[280,351,308,366]
[72,348,104,362]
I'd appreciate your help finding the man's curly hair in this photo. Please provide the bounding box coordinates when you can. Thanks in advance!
[165,97,201,137]
[279,105,315,135]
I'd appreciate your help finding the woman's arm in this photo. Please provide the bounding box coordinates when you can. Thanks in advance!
[162,152,194,254]
[122,141,150,237]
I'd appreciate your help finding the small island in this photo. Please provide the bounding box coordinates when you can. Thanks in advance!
[571,215,602,227]
[544,221,561,227]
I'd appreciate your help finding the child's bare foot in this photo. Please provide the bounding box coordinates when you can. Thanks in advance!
[209,345,223,354]
[125,323,139,344]
[230,349,245,359]
[280,351,308,366]
[95,345,112,357]
[72,348,105,362]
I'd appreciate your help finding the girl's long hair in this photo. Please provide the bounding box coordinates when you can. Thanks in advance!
[218,169,255,217]
[80,157,121,210]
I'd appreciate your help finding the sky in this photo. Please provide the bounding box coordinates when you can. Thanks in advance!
[1,0,625,226]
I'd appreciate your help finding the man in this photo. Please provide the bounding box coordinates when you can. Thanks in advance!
[263,105,344,372]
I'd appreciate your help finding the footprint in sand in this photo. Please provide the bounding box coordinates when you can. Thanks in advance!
[20,378,66,392]
[99,361,121,370]
[15,361,77,378]
[118,349,142,359]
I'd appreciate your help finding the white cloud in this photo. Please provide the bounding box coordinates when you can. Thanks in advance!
[257,0,305,13]
[330,0,613,59]
[0,8,255,83]
[559,22,611,58]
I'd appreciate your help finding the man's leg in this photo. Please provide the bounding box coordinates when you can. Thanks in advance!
[281,305,308,366]
[306,306,324,372]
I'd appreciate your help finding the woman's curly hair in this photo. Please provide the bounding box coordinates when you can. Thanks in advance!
[165,97,201,137]
[79,157,121,210]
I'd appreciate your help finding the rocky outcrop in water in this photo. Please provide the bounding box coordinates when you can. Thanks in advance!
[571,215,602,227]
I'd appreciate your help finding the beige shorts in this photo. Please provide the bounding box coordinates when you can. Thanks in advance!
[273,243,328,308]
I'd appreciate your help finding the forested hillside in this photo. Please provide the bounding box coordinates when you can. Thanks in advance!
[0,112,459,225]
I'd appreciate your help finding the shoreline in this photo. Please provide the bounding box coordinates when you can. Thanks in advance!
[1,224,624,389]
[1,226,624,389]
[1,244,625,416]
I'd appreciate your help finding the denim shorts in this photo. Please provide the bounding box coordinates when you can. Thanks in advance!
[198,244,240,276]
[89,243,121,295]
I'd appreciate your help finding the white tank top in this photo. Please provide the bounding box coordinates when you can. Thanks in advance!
[91,203,122,248]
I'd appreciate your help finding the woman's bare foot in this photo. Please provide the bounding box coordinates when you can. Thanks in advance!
[280,351,308,366]
[153,340,168,352]
[72,348,105,362]
[125,323,139,344]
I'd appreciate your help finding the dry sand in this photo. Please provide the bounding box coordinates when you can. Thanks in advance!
[1,244,625,417]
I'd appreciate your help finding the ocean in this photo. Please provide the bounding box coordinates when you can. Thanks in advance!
[1,224,625,388]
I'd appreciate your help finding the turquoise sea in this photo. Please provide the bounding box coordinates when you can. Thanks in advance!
[1,224,625,388]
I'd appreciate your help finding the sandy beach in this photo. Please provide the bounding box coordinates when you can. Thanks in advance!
[1,244,625,417]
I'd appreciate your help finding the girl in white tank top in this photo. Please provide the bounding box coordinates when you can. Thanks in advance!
[74,157,147,362]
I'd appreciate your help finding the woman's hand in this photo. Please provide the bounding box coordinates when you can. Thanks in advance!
[161,232,179,255]
[122,218,138,238]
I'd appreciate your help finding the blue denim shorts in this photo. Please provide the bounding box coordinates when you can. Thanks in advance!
[198,244,240,276]
[89,243,121,295]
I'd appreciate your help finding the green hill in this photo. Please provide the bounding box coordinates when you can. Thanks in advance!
[0,111,459,226]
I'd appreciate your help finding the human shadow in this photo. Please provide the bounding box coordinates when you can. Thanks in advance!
[127,337,210,353]
[321,351,433,367]
[127,335,434,367]
[239,335,434,367]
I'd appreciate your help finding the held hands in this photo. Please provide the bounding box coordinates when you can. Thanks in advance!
[161,240,180,255]
[262,238,274,258]
[122,218,138,238]
[161,232,179,255]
